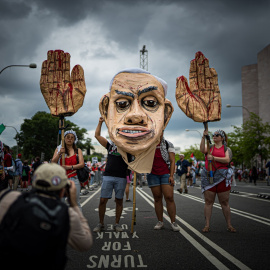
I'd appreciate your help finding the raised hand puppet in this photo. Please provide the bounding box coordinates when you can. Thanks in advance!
[40,50,87,164]
[175,51,221,183]
[40,50,87,117]
[175,51,221,123]
[99,68,174,173]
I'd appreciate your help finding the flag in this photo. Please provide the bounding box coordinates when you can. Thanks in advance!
[190,153,197,165]
[0,124,5,135]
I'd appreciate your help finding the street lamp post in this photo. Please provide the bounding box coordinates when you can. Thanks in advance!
[0,63,36,156]
[4,125,19,156]
[0,63,37,74]
[185,129,202,138]
[226,104,251,114]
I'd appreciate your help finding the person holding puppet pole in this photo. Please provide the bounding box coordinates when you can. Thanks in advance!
[93,117,129,233]
[51,130,84,211]
[200,129,236,233]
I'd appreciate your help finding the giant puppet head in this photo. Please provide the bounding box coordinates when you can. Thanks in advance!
[99,68,174,156]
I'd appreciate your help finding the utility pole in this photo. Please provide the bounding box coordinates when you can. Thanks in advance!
[140,45,148,71]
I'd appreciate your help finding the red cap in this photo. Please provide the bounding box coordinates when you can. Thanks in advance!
[18,153,22,158]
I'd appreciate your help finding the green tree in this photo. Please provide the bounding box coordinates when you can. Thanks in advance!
[180,144,205,163]
[18,111,93,161]
[228,113,270,168]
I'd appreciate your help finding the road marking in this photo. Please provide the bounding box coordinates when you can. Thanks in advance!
[81,188,101,207]
[181,193,270,226]
[137,188,251,270]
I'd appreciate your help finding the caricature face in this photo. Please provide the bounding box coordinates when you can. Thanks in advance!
[101,72,173,155]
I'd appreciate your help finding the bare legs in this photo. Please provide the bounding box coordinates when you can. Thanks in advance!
[98,197,123,225]
[150,185,176,223]
[203,189,235,232]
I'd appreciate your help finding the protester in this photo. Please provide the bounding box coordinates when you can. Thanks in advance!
[91,163,98,186]
[51,129,85,211]
[251,166,258,186]
[125,171,132,202]
[21,160,31,191]
[189,160,196,187]
[200,129,236,233]
[0,163,92,270]
[176,154,190,194]
[0,141,5,191]
[31,156,42,174]
[13,153,23,191]
[266,160,270,186]
[93,117,129,233]
[147,132,180,231]
[3,145,13,189]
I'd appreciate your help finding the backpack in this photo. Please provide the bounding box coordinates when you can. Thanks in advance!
[22,166,27,177]
[0,190,70,269]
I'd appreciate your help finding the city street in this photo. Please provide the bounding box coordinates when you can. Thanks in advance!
[66,180,270,270]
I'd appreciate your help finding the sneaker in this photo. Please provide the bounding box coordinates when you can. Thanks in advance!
[177,188,182,194]
[126,199,131,202]
[93,223,104,233]
[114,224,123,232]
[171,222,180,232]
[154,221,164,230]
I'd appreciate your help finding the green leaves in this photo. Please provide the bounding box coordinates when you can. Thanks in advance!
[227,113,270,167]
[18,111,93,161]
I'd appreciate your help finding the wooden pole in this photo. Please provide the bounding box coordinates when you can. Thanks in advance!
[204,122,213,184]
[131,172,137,234]
[60,116,65,165]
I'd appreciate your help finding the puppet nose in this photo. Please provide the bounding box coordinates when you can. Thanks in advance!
[124,102,147,125]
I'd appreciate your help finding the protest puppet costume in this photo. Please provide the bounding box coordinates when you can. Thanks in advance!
[99,68,174,173]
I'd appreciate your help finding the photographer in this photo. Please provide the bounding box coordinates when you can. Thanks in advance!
[0,163,92,270]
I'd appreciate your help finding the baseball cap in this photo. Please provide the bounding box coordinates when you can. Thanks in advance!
[18,153,22,158]
[179,153,185,157]
[32,163,70,191]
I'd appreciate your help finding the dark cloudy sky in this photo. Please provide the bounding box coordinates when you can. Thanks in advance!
[1,0,270,152]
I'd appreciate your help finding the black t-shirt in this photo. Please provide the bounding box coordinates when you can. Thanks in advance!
[103,142,128,178]
[32,161,41,172]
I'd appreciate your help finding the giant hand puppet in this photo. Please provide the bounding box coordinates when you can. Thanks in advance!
[40,50,87,117]
[175,51,222,183]
[99,68,174,173]
[40,50,87,164]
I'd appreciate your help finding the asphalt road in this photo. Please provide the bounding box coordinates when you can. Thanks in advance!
[65,179,270,270]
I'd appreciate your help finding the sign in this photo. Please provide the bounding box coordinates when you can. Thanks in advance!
[0,124,6,135]
[92,157,98,164]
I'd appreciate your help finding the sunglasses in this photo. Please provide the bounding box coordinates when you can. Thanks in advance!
[212,134,221,137]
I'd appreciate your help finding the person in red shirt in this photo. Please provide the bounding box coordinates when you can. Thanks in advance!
[51,130,84,211]
[147,132,180,232]
[200,129,236,233]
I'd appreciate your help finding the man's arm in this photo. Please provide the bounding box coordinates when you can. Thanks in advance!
[95,117,108,148]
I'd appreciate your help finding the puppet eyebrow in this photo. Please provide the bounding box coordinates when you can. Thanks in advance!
[115,90,134,98]
[138,86,158,96]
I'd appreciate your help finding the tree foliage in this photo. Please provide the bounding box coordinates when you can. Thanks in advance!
[179,144,205,163]
[18,111,93,162]
[227,113,270,168]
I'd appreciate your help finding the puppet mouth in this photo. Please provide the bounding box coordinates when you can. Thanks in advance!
[117,127,151,138]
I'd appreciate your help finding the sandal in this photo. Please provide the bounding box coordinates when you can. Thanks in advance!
[202,226,210,233]
[227,226,236,233]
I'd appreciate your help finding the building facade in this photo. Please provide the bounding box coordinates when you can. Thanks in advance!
[242,44,270,124]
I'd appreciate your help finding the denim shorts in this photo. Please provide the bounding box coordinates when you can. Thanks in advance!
[101,176,127,199]
[147,173,170,187]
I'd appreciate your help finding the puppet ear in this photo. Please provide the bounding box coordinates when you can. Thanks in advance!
[164,99,174,128]
[99,93,110,121]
